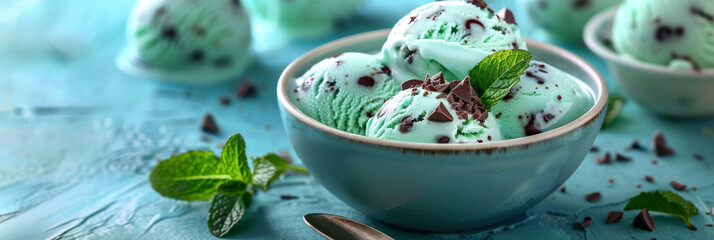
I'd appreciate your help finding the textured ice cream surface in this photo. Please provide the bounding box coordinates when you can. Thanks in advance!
[291,52,400,135]
[490,61,594,139]
[521,0,621,41]
[381,1,526,83]
[366,73,502,144]
[613,0,714,70]
[242,0,363,38]
[125,0,252,81]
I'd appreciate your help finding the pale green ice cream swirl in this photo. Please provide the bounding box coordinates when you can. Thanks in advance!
[613,0,714,70]
[292,53,400,135]
[382,1,526,83]
[490,61,594,139]
[366,76,502,144]
[242,0,363,38]
[127,0,251,72]
[520,0,621,41]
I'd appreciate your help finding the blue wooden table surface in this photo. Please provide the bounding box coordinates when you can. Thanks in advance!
[0,0,712,239]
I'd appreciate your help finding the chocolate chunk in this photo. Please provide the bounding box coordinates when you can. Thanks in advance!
[466,0,488,8]
[495,112,502,119]
[236,78,256,98]
[524,116,541,136]
[512,41,519,49]
[496,8,516,25]
[423,72,446,91]
[358,76,375,87]
[655,25,685,42]
[201,113,220,134]
[581,217,593,228]
[465,19,485,30]
[218,95,231,106]
[450,78,474,101]
[380,65,392,76]
[585,192,601,202]
[615,152,632,162]
[162,27,178,40]
[595,152,612,164]
[653,131,675,157]
[670,181,687,191]
[627,140,645,151]
[280,194,299,200]
[606,211,624,223]
[399,116,416,133]
[559,186,566,193]
[427,102,454,122]
[437,136,450,144]
[542,113,555,123]
[633,208,655,232]
[645,175,654,183]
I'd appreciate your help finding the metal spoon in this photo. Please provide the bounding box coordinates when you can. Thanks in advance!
[303,213,394,240]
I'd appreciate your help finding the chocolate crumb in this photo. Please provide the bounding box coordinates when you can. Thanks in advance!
[608,178,614,183]
[627,140,645,151]
[595,152,612,164]
[652,159,658,165]
[201,113,220,134]
[219,95,231,106]
[633,208,655,232]
[590,146,599,152]
[637,184,642,188]
[559,186,566,193]
[645,175,654,183]
[585,192,601,202]
[280,194,299,200]
[615,152,632,162]
[691,186,697,190]
[495,112,502,118]
[653,131,675,157]
[606,211,623,223]
[581,217,593,228]
[670,180,687,191]
[236,78,256,98]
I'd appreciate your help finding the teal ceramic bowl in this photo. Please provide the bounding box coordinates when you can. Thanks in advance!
[584,8,714,118]
[277,29,608,232]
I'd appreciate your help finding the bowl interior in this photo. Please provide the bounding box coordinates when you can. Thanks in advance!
[278,29,608,151]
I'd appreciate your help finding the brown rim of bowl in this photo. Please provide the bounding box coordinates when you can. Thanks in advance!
[584,7,714,77]
[278,29,608,152]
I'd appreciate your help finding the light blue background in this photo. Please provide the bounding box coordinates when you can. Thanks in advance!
[0,0,712,239]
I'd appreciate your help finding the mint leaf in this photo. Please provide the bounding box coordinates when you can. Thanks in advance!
[603,94,626,128]
[469,49,533,110]
[208,181,252,237]
[149,151,230,201]
[624,190,699,230]
[221,134,252,183]
[252,153,309,191]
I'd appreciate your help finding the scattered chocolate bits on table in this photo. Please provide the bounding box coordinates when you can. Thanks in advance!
[201,113,220,134]
[636,184,642,189]
[707,224,713,227]
[581,217,593,228]
[608,178,614,183]
[633,208,655,232]
[559,186,566,193]
[595,152,612,164]
[615,152,632,162]
[606,211,623,224]
[653,131,675,157]
[651,159,658,165]
[218,95,231,106]
[644,175,655,183]
[280,194,299,200]
[236,78,256,98]
[670,181,687,191]
[627,140,645,151]
[590,146,599,153]
[585,192,601,202]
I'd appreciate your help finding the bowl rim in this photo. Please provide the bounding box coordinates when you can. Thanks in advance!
[278,29,608,152]
[583,7,714,76]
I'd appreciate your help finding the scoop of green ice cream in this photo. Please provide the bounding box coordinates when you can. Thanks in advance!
[366,73,502,144]
[126,0,252,79]
[490,61,594,139]
[242,0,363,38]
[292,52,400,135]
[613,0,714,70]
[382,1,526,82]
[521,0,621,41]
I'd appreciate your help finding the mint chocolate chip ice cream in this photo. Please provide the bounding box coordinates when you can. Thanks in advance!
[382,0,526,82]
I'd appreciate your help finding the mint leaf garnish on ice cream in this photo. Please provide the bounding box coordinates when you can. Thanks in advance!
[149,134,308,237]
[469,49,533,110]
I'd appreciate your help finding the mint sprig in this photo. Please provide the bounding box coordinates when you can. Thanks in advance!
[149,134,308,237]
[469,49,533,110]
[624,190,699,230]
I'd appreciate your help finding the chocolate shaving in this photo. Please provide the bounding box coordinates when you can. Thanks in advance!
[465,19,485,30]
[401,79,424,90]
[585,192,601,202]
[670,181,687,191]
[280,194,299,200]
[201,113,220,134]
[427,102,454,122]
[615,152,632,162]
[496,8,516,25]
[633,208,655,232]
[653,131,675,156]
[606,211,623,224]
